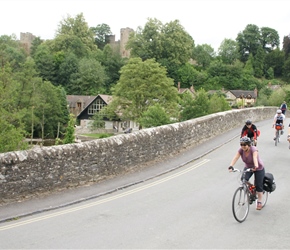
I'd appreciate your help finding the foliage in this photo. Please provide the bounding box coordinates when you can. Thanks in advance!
[90,111,105,131]
[108,57,179,123]
[63,114,76,144]
[208,93,231,114]
[217,39,239,65]
[193,44,215,68]
[139,103,172,128]
[178,92,196,121]
[126,18,194,80]
[90,23,112,50]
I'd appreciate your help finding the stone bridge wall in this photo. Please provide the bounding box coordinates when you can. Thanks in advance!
[0,107,276,204]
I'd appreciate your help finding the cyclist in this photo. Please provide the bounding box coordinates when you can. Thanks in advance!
[287,123,290,149]
[241,120,258,146]
[272,109,285,140]
[280,101,287,115]
[228,136,265,210]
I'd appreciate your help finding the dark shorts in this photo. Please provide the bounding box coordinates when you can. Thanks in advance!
[244,167,265,192]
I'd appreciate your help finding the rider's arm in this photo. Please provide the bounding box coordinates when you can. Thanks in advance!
[273,115,277,127]
[253,151,259,170]
[229,151,241,169]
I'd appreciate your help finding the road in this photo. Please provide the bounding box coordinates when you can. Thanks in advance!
[0,118,289,249]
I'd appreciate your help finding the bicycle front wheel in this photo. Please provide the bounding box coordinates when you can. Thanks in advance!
[275,130,279,146]
[232,187,250,223]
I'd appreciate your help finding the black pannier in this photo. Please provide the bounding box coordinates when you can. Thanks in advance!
[263,173,276,193]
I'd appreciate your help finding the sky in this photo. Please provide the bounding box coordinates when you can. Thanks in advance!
[1,0,290,51]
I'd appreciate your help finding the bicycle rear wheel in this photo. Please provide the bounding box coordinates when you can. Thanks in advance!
[261,190,268,208]
[232,187,250,223]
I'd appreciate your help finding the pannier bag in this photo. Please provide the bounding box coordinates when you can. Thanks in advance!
[275,124,282,130]
[263,173,276,193]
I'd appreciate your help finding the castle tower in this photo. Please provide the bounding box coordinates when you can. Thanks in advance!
[120,27,134,58]
[20,32,35,54]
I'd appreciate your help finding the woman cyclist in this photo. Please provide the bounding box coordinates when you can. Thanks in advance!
[228,137,265,210]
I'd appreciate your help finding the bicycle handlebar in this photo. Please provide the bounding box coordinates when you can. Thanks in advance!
[229,167,253,173]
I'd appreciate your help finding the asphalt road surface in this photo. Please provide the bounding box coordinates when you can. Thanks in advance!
[0,118,289,249]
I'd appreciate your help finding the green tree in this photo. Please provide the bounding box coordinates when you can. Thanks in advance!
[191,88,210,118]
[139,103,171,128]
[193,44,215,68]
[260,27,280,52]
[54,13,97,58]
[126,18,194,80]
[236,24,261,63]
[282,35,290,59]
[70,57,107,95]
[90,111,105,131]
[178,92,196,121]
[108,57,179,123]
[90,23,112,50]
[63,114,75,144]
[264,48,285,77]
[217,38,239,65]
[208,93,231,114]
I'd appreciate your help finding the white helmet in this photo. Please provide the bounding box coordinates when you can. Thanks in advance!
[277,109,282,114]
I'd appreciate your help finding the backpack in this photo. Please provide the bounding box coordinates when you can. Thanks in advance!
[263,173,276,193]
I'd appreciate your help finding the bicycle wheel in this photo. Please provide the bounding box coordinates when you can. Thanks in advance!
[261,190,268,208]
[232,187,250,223]
[275,130,279,146]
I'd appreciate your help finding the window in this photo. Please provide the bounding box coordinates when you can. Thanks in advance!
[88,99,105,115]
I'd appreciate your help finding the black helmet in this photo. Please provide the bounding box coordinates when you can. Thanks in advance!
[245,120,252,125]
[240,136,251,145]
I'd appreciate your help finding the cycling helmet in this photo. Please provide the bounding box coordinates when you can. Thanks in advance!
[277,109,282,114]
[240,136,252,145]
[245,120,252,125]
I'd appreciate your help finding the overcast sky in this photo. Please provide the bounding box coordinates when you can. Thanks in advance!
[1,0,290,51]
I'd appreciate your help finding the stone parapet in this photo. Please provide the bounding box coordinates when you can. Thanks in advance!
[0,107,275,204]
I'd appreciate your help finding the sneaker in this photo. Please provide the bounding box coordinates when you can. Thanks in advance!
[273,137,276,140]
[256,202,262,210]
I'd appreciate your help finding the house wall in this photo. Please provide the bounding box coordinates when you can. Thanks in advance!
[0,107,276,204]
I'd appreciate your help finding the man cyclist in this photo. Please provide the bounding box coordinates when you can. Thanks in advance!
[241,120,258,146]
[273,109,285,140]
[280,101,287,115]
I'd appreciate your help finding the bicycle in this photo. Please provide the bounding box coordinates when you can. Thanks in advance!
[274,123,283,146]
[230,167,268,223]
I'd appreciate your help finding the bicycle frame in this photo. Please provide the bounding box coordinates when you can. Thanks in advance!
[230,167,268,223]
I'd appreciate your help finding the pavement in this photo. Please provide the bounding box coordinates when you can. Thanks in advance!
[0,127,241,223]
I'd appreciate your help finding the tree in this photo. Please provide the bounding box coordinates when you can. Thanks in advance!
[54,13,97,58]
[264,48,285,77]
[208,93,231,114]
[70,57,107,95]
[139,103,171,128]
[90,23,112,50]
[218,39,239,65]
[260,27,280,52]
[126,18,194,80]
[108,57,179,123]
[63,114,75,144]
[178,92,196,121]
[192,44,215,68]
[282,35,290,59]
[236,24,261,62]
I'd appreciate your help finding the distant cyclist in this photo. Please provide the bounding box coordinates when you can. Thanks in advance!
[273,109,285,140]
[241,120,258,146]
[280,101,287,115]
